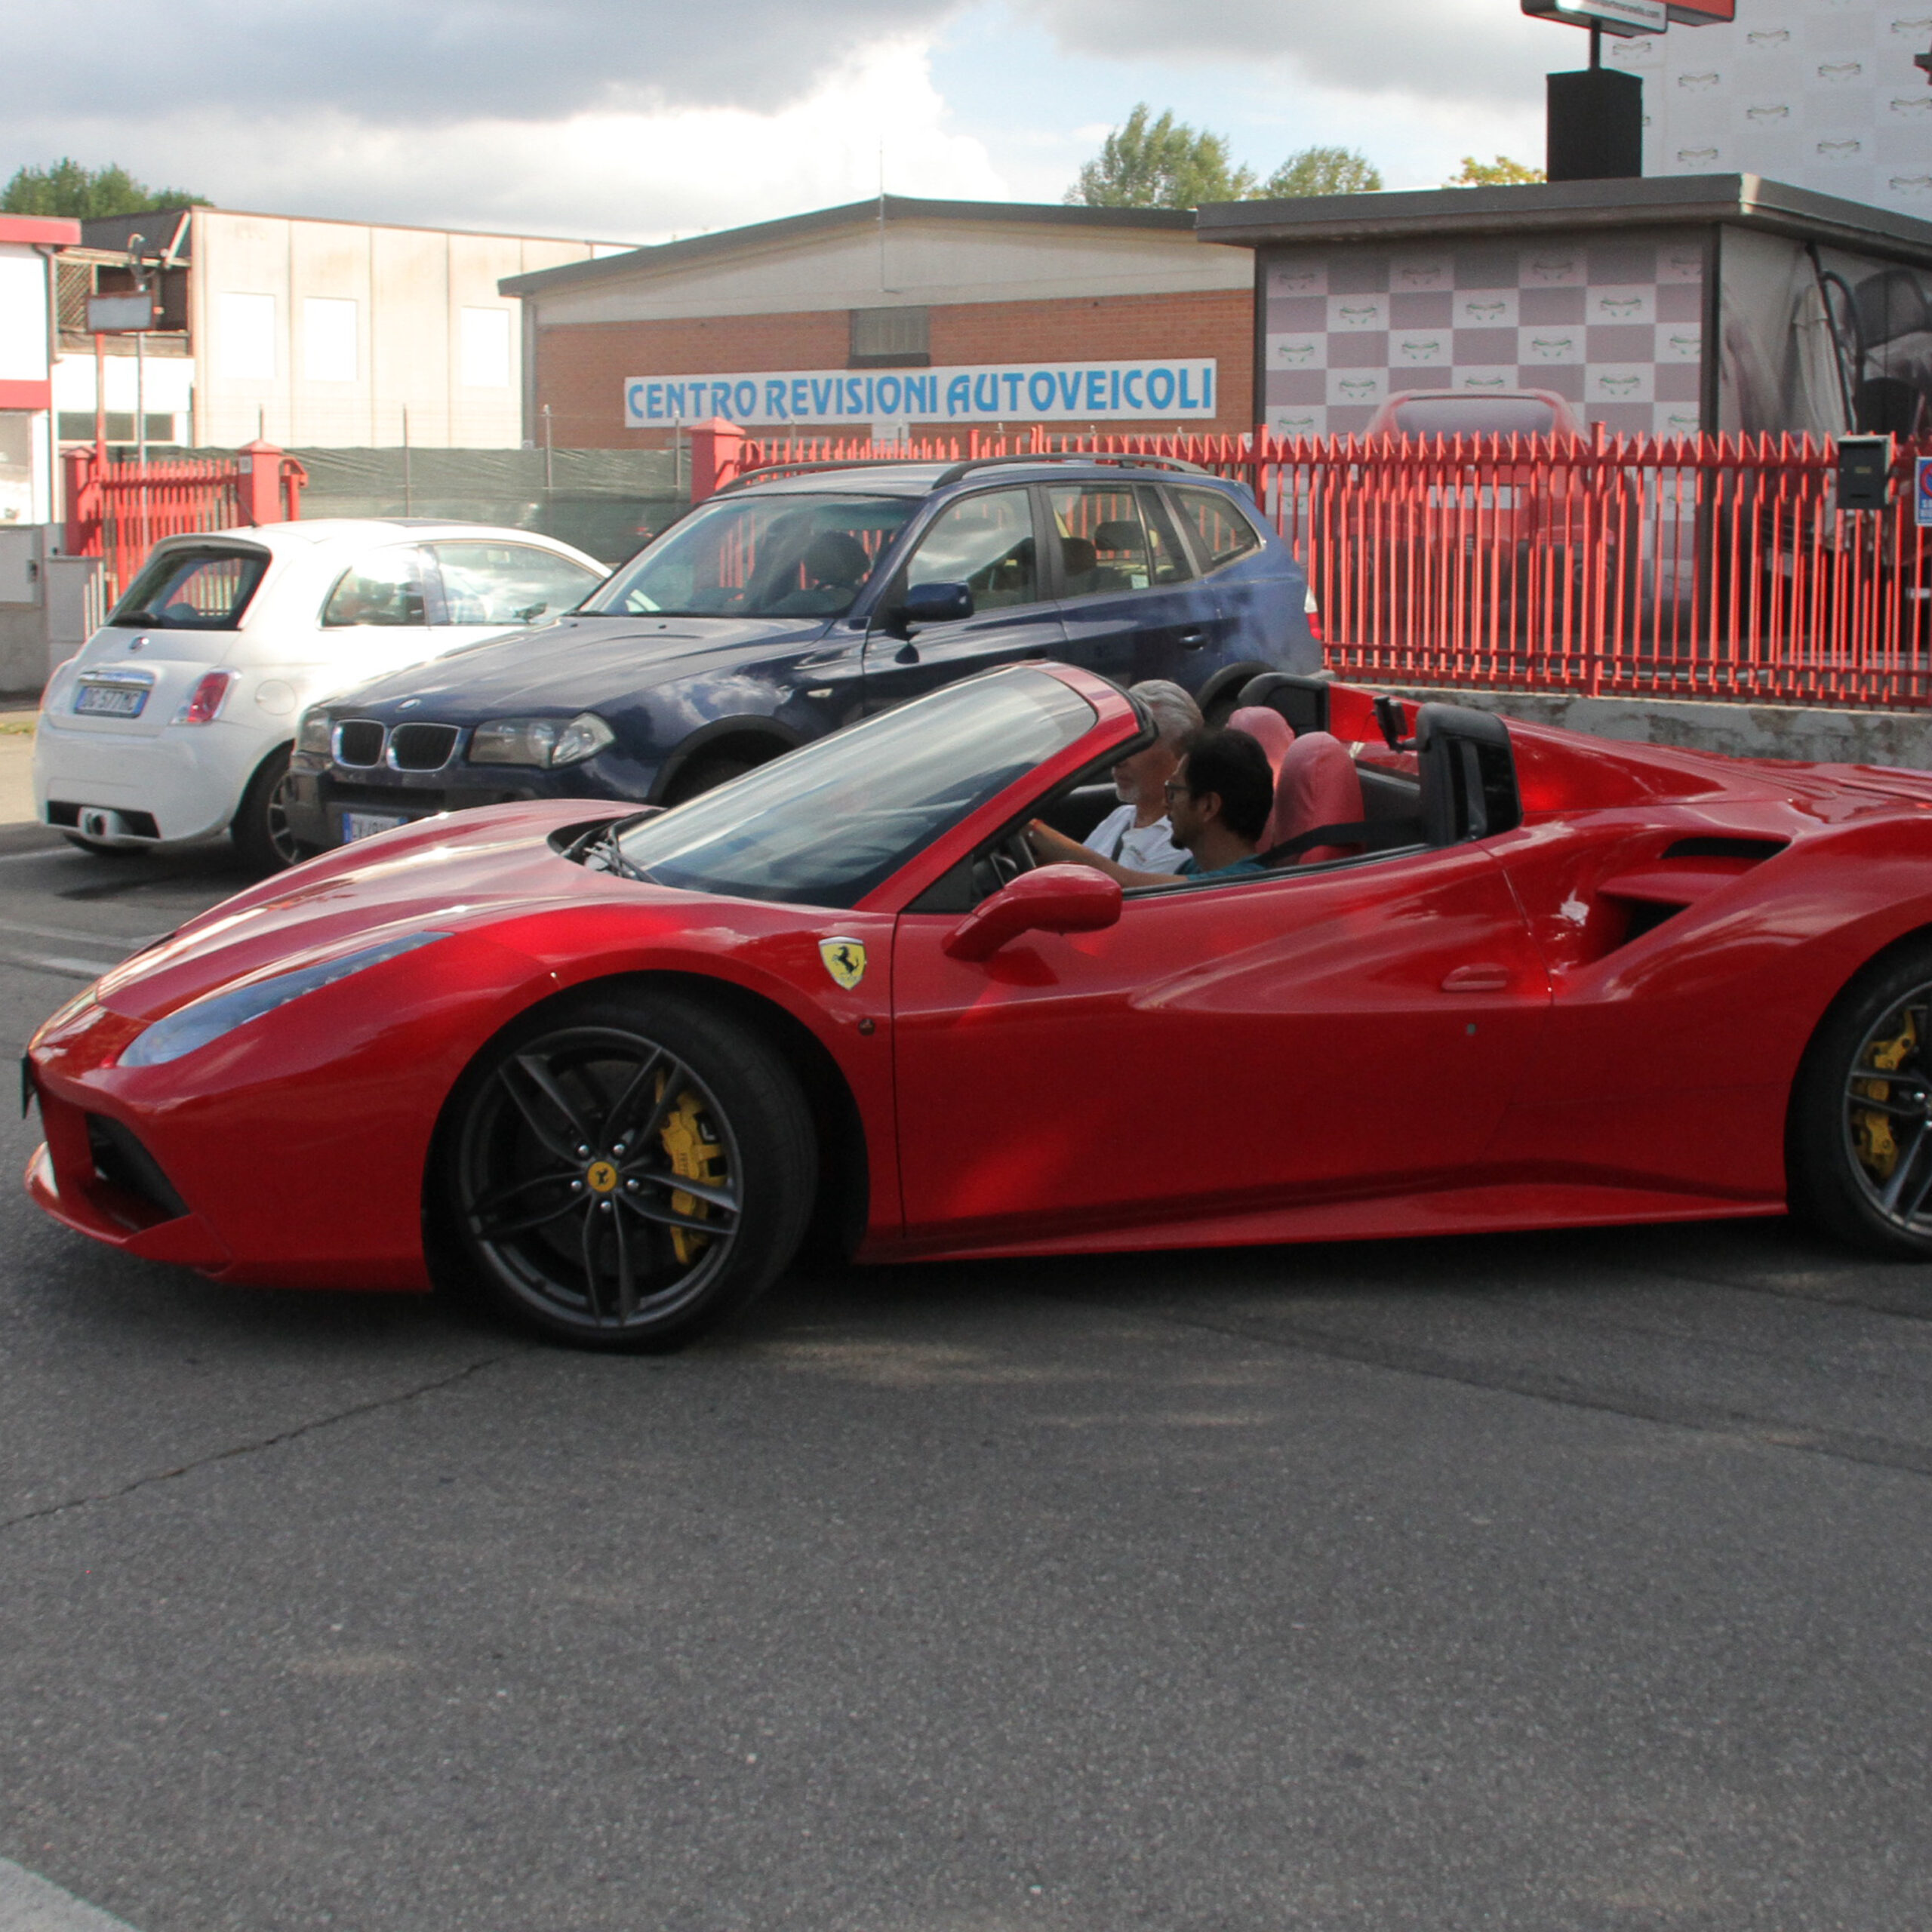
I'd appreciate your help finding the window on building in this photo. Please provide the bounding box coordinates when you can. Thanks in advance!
[460,307,512,389]
[56,413,180,445]
[303,297,358,383]
[0,413,32,526]
[850,306,930,368]
[56,261,94,334]
[217,292,277,380]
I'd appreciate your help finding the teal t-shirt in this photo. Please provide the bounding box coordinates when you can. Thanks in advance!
[1175,853,1266,879]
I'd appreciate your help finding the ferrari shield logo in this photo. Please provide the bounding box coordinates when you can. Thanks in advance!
[819,937,867,989]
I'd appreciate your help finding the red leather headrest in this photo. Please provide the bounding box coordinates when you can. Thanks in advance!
[1264,731,1364,863]
[1226,706,1295,779]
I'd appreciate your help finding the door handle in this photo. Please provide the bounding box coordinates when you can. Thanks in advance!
[1177,629,1208,648]
[1441,964,1512,992]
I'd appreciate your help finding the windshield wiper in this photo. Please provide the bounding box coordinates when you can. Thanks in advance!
[569,817,654,882]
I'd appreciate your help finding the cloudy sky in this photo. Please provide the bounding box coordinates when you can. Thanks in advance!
[6,0,1563,242]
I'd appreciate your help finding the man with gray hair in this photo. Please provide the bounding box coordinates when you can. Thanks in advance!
[1026,678,1202,875]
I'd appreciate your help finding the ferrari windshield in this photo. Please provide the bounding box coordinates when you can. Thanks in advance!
[611,671,1097,908]
[583,491,917,621]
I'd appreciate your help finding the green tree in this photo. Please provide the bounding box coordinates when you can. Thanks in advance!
[1,158,205,219]
[1066,103,1257,209]
[1261,145,1383,198]
[1447,154,1545,186]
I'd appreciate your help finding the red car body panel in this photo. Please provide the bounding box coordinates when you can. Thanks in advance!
[25,663,1932,1293]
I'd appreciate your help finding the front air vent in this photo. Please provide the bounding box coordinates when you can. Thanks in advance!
[389,723,459,771]
[86,1114,189,1225]
[334,720,386,768]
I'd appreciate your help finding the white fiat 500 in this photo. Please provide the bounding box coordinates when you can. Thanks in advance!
[35,520,607,870]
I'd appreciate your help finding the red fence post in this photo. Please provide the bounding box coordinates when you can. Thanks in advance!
[63,446,102,555]
[236,440,288,527]
[686,419,746,500]
[279,455,309,521]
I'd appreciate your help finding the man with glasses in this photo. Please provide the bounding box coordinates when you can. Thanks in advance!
[1029,727,1273,888]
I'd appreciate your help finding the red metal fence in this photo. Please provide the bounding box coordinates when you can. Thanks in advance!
[712,422,1932,712]
[64,440,307,601]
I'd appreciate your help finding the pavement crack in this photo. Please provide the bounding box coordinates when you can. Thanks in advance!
[1064,1294,1932,1481]
[0,1353,511,1536]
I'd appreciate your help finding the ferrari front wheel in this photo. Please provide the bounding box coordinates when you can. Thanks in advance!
[443,989,816,1349]
[1789,943,1932,1259]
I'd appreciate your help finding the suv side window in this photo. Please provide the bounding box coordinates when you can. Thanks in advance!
[1048,484,1151,595]
[1137,485,1196,586]
[903,488,1038,609]
[429,541,603,626]
[321,546,432,628]
[1170,485,1265,575]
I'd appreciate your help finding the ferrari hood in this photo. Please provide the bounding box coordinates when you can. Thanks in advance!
[91,801,643,1023]
[333,614,838,718]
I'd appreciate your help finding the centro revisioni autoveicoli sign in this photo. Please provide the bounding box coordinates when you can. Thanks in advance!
[623,361,1220,429]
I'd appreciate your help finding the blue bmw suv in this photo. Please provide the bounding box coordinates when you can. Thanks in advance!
[283,454,1318,854]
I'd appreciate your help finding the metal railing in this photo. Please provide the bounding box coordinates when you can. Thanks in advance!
[63,444,307,602]
[720,424,1932,711]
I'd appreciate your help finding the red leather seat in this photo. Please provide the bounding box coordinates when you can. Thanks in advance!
[1226,705,1295,780]
[1263,731,1364,863]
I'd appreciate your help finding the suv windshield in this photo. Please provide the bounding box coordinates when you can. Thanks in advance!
[109,546,269,629]
[610,670,1097,907]
[584,491,916,621]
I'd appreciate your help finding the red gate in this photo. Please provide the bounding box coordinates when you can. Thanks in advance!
[63,439,307,602]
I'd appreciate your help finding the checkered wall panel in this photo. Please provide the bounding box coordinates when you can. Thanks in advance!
[1260,230,1707,437]
[1612,0,1932,223]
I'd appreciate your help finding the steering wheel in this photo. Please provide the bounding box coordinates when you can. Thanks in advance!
[971,827,1038,901]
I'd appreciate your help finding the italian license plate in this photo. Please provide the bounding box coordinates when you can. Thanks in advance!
[341,811,412,844]
[74,684,148,718]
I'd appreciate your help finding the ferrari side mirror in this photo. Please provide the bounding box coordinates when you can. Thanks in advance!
[942,864,1122,963]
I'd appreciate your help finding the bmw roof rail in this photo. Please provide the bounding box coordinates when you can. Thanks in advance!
[719,457,945,491]
[931,452,1213,485]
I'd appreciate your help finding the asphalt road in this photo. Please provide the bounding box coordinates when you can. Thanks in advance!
[5,820,1932,1931]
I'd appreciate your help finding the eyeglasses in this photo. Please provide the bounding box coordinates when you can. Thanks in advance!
[1161,778,1192,802]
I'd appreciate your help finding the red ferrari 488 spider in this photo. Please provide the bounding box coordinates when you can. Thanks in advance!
[25,663,1932,1347]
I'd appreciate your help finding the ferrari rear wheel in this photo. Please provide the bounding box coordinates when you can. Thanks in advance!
[445,990,816,1349]
[1790,944,1932,1259]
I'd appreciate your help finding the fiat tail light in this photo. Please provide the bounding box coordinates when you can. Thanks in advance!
[177,671,235,724]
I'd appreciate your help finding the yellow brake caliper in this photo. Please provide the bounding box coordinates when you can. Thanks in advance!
[1852,1012,1917,1183]
[657,1077,725,1264]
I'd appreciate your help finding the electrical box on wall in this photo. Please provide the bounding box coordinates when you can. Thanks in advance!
[1837,434,1894,511]
[0,528,41,605]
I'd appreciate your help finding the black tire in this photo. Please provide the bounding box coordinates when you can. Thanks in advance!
[663,755,756,806]
[1789,940,1932,1260]
[231,743,307,873]
[60,832,146,859]
[441,988,816,1349]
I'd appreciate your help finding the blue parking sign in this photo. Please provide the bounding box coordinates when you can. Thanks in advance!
[1919,454,1932,528]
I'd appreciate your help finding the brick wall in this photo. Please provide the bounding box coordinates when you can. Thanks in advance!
[534,287,1254,446]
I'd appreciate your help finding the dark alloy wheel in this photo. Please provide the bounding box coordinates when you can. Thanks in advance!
[232,744,309,873]
[1790,943,1932,1259]
[443,990,816,1349]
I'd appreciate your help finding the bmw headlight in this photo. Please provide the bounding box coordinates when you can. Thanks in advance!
[296,709,332,755]
[120,932,449,1069]
[468,712,614,768]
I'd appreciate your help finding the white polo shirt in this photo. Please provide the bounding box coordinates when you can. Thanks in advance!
[1084,804,1188,874]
